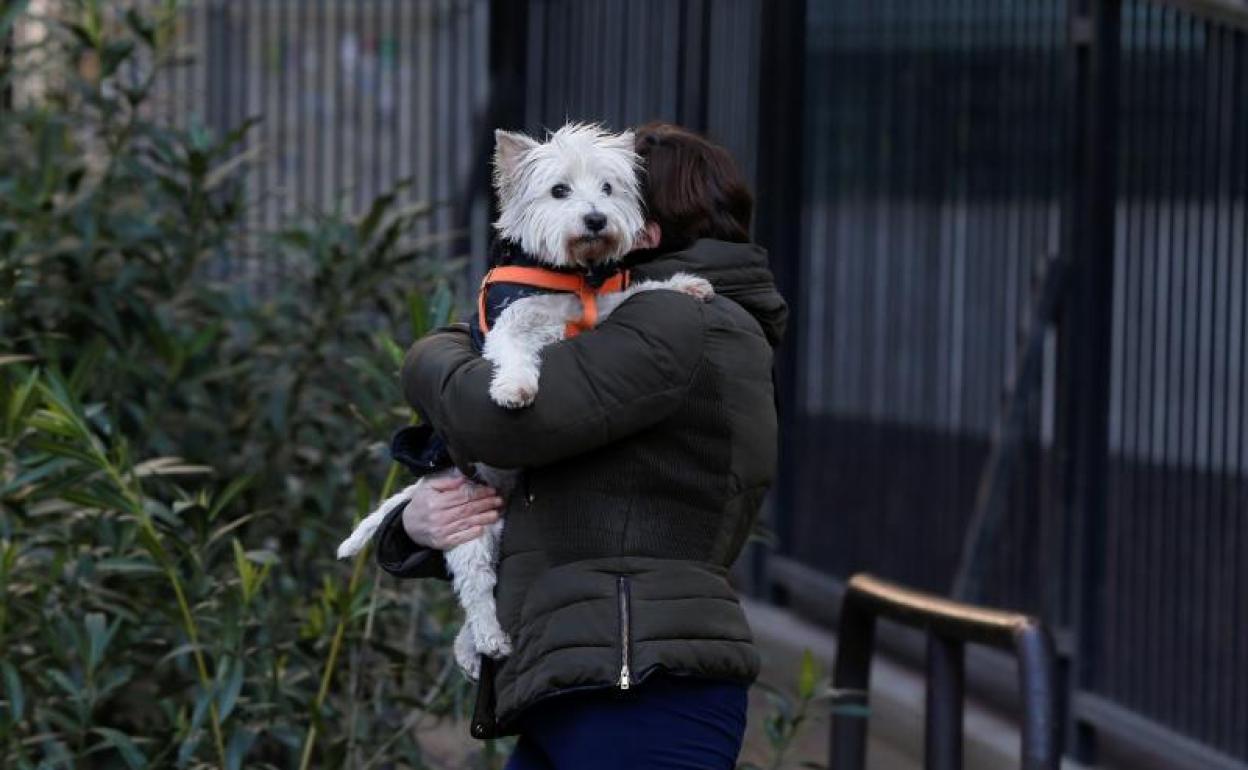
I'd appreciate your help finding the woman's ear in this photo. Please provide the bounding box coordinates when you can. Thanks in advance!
[635,221,662,249]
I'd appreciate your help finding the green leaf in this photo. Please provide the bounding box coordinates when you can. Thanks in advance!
[378,332,405,369]
[225,726,256,770]
[1,660,24,722]
[84,612,116,670]
[428,281,454,329]
[188,682,215,735]
[219,116,262,155]
[96,557,162,575]
[61,21,98,49]
[177,728,203,768]
[357,190,399,242]
[132,457,215,478]
[158,642,207,667]
[46,669,80,700]
[798,649,820,700]
[100,40,136,78]
[92,727,148,769]
[216,657,244,721]
[123,7,155,45]
[207,475,252,520]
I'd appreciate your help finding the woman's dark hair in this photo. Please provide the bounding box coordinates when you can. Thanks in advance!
[634,122,754,253]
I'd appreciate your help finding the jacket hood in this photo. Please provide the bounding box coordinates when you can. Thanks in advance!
[626,238,789,347]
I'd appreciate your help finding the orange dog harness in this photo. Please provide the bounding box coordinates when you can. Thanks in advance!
[477,265,631,339]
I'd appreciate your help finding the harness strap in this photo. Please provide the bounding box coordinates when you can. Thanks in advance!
[478,265,631,338]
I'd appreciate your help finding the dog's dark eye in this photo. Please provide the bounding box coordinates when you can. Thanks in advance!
[602,182,613,196]
[551,183,571,199]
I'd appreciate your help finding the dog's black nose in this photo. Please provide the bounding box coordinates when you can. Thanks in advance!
[583,212,607,233]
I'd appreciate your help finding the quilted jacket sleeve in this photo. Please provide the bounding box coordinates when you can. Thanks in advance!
[402,291,707,469]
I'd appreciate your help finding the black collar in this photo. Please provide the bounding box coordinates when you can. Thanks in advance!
[490,239,624,289]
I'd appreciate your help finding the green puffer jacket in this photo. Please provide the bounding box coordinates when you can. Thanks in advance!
[376,238,788,737]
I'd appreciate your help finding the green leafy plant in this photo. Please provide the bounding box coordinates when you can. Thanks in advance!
[1,2,476,767]
[741,650,835,770]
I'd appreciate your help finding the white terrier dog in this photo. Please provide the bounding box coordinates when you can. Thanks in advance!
[338,123,712,679]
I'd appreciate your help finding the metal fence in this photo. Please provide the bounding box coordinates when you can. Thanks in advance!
[774,1,1248,767]
[150,0,490,286]
[510,0,763,185]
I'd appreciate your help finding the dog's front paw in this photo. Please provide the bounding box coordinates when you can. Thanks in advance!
[473,623,513,659]
[489,371,539,408]
[454,624,481,680]
[456,649,482,680]
[670,274,715,302]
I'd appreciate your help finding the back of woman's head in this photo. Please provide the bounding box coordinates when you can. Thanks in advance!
[634,122,754,253]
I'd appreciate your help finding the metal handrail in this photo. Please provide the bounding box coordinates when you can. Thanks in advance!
[830,574,1061,770]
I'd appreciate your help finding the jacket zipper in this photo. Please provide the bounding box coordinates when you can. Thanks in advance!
[617,575,632,690]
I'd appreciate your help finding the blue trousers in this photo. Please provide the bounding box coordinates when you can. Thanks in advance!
[503,676,748,770]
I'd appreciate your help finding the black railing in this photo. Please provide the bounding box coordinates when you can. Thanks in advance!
[831,574,1061,770]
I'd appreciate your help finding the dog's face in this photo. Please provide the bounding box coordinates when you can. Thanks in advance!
[493,124,644,269]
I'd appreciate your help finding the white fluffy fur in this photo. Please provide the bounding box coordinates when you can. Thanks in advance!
[338,124,714,680]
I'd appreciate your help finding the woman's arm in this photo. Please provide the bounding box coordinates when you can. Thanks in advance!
[402,291,706,469]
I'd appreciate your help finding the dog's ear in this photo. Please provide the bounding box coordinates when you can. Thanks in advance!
[494,130,539,191]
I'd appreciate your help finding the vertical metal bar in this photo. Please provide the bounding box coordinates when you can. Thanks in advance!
[1058,0,1121,762]
[1158,9,1185,735]
[275,0,288,223]
[1109,0,1138,708]
[830,595,875,770]
[387,0,401,202]
[315,0,327,210]
[945,0,970,573]
[1204,22,1231,750]
[1015,624,1062,770]
[876,0,898,580]
[1216,24,1237,753]
[755,0,806,590]
[924,636,965,770]
[258,0,271,230]
[294,0,308,218]
[1184,16,1213,738]
[1121,0,1146,712]
[1038,0,1069,630]
[1140,8,1169,732]
[336,0,348,212]
[1236,26,1248,758]
[372,0,385,201]
[1172,14,1200,735]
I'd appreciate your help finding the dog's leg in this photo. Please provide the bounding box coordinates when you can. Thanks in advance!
[482,294,579,408]
[597,272,715,321]
[454,621,481,680]
[445,519,510,660]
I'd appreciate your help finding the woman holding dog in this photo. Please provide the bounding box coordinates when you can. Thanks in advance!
[373,123,787,769]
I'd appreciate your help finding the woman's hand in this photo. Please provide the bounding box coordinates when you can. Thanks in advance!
[402,469,504,549]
